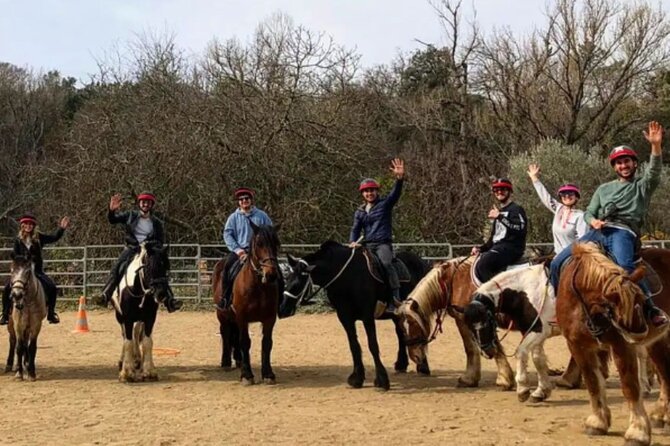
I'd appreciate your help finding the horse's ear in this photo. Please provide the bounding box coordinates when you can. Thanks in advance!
[629,264,646,283]
[306,264,316,272]
[249,220,259,232]
[287,254,298,267]
[451,305,465,314]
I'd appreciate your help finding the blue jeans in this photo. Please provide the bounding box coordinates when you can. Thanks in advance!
[549,227,649,294]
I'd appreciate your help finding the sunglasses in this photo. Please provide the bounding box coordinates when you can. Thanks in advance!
[238,196,252,202]
[492,188,510,193]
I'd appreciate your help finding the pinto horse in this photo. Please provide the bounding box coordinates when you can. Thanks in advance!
[557,243,670,446]
[280,241,431,390]
[113,242,172,383]
[397,257,516,389]
[459,264,561,403]
[8,255,47,381]
[216,222,281,385]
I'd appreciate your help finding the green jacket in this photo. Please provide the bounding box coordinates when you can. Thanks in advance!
[585,154,662,235]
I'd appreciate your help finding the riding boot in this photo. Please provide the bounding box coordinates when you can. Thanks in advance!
[384,288,401,316]
[98,273,118,307]
[47,299,60,324]
[0,284,10,325]
[643,297,669,328]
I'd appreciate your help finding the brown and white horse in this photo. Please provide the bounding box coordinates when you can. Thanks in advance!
[9,255,47,381]
[557,243,670,446]
[397,258,515,389]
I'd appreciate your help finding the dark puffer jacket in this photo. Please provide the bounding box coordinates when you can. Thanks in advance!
[349,179,403,244]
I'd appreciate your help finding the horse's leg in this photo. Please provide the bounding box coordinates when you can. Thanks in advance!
[455,318,481,387]
[529,339,553,403]
[362,318,390,391]
[141,313,158,381]
[637,347,652,398]
[570,343,611,436]
[15,335,25,381]
[391,317,409,374]
[5,329,16,373]
[598,349,610,381]
[260,319,276,384]
[556,355,582,389]
[611,341,651,446]
[26,334,39,381]
[132,322,143,372]
[119,322,137,382]
[232,323,242,369]
[336,310,365,388]
[647,338,670,429]
[493,344,514,391]
[238,321,254,385]
[515,341,531,402]
[220,319,232,369]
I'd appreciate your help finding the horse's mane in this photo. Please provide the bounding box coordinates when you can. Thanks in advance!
[251,224,281,251]
[407,256,472,334]
[319,240,344,252]
[572,242,638,326]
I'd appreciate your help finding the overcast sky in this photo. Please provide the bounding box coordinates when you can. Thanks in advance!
[1,0,668,82]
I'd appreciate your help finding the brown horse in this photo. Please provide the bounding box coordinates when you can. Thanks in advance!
[8,255,47,381]
[397,257,515,389]
[557,243,670,446]
[214,222,281,385]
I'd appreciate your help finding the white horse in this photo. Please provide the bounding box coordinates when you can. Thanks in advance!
[461,264,560,402]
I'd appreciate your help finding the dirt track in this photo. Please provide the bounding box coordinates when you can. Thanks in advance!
[1,310,669,446]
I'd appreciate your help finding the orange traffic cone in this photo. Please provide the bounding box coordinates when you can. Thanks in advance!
[72,296,90,333]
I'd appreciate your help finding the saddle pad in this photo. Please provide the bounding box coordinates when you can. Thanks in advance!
[362,250,411,284]
[471,254,532,288]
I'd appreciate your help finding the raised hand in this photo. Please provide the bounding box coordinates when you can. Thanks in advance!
[59,216,71,229]
[643,121,664,147]
[527,163,540,181]
[389,158,405,179]
[109,193,122,211]
[488,207,500,220]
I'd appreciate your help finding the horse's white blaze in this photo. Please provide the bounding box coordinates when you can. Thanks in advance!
[112,247,147,315]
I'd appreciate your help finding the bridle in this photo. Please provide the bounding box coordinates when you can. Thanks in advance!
[125,248,170,308]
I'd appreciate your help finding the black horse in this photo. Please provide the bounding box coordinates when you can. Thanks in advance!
[280,240,431,390]
[114,242,173,382]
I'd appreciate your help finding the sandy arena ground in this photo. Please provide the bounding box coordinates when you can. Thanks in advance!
[1,310,669,446]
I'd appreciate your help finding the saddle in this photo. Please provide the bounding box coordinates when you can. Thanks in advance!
[471,255,532,288]
[361,249,411,285]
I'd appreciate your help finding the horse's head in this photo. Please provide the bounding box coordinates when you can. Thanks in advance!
[396,265,451,364]
[10,254,34,311]
[143,242,172,304]
[248,222,280,284]
[280,254,315,318]
[569,243,649,343]
[462,294,499,359]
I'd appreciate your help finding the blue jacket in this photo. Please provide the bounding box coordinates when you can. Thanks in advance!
[222,207,273,253]
[349,179,403,244]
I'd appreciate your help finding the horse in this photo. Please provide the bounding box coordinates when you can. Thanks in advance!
[215,222,281,385]
[113,242,172,383]
[8,254,47,381]
[396,257,516,389]
[458,264,561,403]
[5,316,16,373]
[556,243,670,446]
[281,241,431,390]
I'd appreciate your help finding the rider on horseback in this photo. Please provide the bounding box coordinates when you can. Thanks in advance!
[470,178,528,282]
[550,121,669,327]
[99,192,182,312]
[216,187,275,311]
[1,213,70,325]
[527,164,587,254]
[349,158,405,315]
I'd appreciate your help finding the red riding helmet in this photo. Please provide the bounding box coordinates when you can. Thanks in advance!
[491,178,513,192]
[358,178,380,191]
[557,183,581,198]
[18,213,37,225]
[234,187,255,200]
[137,191,156,203]
[608,146,638,165]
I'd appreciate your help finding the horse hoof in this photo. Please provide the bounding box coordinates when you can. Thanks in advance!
[547,367,563,377]
[347,374,364,389]
[119,372,138,383]
[623,440,649,446]
[529,394,546,404]
[374,378,390,391]
[4,365,12,374]
[456,377,478,388]
[394,368,407,374]
[497,382,515,391]
[221,365,234,372]
[143,373,159,382]
[416,364,431,376]
[241,377,255,386]
[555,377,579,389]
[263,377,276,385]
[518,390,531,403]
[584,427,608,436]
[14,373,23,381]
[27,375,36,382]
